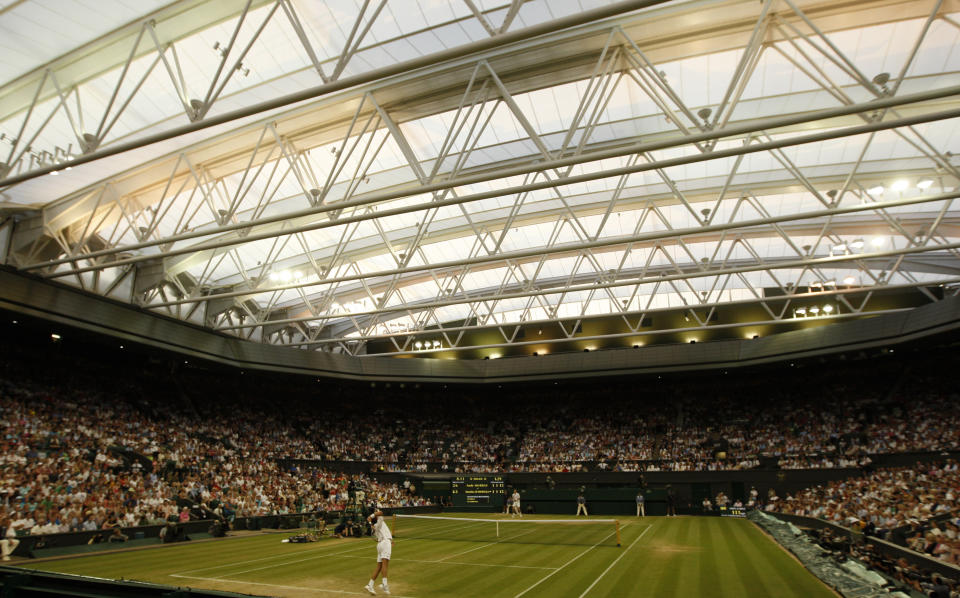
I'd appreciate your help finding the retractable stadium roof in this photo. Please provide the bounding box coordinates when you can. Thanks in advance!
[1,0,959,359]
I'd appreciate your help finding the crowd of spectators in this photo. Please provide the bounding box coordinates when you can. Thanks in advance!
[0,366,430,541]
[1,329,960,546]
[770,462,960,541]
[774,462,960,596]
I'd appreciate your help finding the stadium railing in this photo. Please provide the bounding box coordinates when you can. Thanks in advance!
[769,512,960,581]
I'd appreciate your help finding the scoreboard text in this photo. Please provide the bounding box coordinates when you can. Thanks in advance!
[451,475,505,506]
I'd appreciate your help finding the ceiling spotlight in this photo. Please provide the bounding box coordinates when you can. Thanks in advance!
[432,340,441,348]
[866,185,884,195]
[414,341,422,350]
[810,306,820,314]
[50,333,61,340]
[871,237,885,248]
[843,276,857,285]
[823,304,834,313]
[917,179,934,190]
[890,179,909,192]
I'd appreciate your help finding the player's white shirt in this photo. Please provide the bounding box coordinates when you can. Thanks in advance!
[373,516,393,542]
[512,492,520,504]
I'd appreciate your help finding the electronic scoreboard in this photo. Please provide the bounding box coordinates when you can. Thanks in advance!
[450,475,505,506]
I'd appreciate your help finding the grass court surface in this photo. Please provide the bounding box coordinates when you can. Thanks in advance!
[20,514,835,598]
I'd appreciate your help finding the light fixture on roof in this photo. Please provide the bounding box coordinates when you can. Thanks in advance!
[810,306,820,315]
[50,333,61,341]
[849,239,865,250]
[890,179,909,192]
[843,276,857,285]
[871,236,885,248]
[831,243,848,254]
[796,308,807,316]
[823,304,834,314]
[867,185,884,195]
[414,341,422,350]
[917,179,934,190]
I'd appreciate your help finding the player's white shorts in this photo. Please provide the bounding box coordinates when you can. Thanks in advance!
[377,539,392,562]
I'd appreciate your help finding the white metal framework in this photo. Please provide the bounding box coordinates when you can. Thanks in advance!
[1,0,959,357]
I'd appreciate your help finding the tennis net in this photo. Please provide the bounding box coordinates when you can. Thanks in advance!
[391,514,622,547]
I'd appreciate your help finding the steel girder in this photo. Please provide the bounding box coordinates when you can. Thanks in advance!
[2,0,960,356]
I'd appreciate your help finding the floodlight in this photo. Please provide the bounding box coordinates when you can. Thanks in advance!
[871,237,885,248]
[293,270,303,279]
[850,239,864,250]
[843,276,857,285]
[269,272,279,282]
[917,179,934,190]
[796,308,807,316]
[890,179,909,192]
[810,306,820,314]
[414,341,422,350]
[50,333,61,340]
[832,243,847,254]
[866,185,884,195]
[432,340,441,348]
[279,270,292,282]
[823,304,834,313]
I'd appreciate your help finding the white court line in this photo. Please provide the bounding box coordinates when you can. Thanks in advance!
[328,553,558,570]
[513,522,632,598]
[170,574,417,598]
[437,527,539,561]
[577,525,652,597]
[179,537,373,575]
[181,519,484,577]
[227,542,375,576]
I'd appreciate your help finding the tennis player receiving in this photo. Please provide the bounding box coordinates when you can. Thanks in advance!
[364,510,393,595]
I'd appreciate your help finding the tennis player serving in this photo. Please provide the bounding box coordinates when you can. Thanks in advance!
[364,510,393,595]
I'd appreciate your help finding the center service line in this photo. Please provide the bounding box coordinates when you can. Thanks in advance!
[577,524,653,597]
[514,523,633,598]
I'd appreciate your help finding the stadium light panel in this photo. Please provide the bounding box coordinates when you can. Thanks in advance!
[871,236,885,248]
[917,179,934,190]
[823,304,834,313]
[867,185,884,195]
[890,179,909,192]
[843,276,857,285]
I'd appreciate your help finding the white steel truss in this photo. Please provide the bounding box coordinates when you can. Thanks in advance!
[2,0,960,357]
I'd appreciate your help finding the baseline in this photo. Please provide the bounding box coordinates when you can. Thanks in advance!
[170,574,417,597]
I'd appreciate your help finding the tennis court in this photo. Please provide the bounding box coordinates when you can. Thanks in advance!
[18,514,835,597]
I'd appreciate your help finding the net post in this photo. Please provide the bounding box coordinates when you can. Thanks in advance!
[615,520,622,547]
